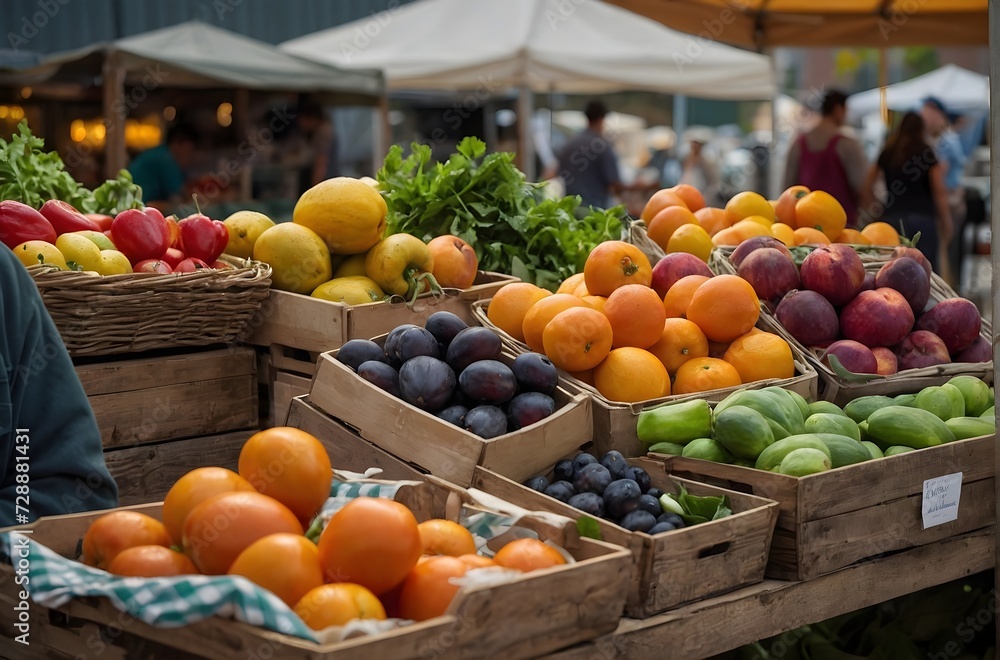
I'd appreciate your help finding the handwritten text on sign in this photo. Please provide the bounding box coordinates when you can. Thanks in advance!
[922,472,962,529]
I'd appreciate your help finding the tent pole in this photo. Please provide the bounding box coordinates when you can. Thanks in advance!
[517,86,535,181]
[990,3,999,647]
[768,49,781,199]
[672,93,687,148]
[374,92,391,174]
[234,89,252,200]
[101,52,127,179]
[878,47,889,127]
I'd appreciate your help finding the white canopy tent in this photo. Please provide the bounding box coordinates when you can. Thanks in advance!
[846,64,989,121]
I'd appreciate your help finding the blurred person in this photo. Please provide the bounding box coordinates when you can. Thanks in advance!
[679,133,719,203]
[297,102,339,192]
[862,112,952,273]
[128,123,199,211]
[0,244,119,525]
[922,96,968,283]
[783,90,867,226]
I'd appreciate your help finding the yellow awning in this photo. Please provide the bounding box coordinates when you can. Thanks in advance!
[604,0,987,48]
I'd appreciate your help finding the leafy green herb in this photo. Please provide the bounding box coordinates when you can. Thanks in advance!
[90,169,145,215]
[378,137,625,290]
[576,515,603,541]
[671,483,732,525]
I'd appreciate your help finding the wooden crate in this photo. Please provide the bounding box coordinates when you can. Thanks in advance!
[660,433,995,581]
[472,457,778,618]
[309,345,594,488]
[0,480,631,659]
[75,347,259,449]
[243,271,516,354]
[104,430,250,506]
[470,300,818,458]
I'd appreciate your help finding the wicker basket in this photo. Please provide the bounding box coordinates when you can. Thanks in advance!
[711,243,902,276]
[621,217,666,265]
[28,255,272,357]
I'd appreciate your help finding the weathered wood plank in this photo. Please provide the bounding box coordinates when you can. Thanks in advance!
[75,348,255,396]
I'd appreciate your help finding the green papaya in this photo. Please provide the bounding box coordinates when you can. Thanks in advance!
[681,437,732,463]
[755,434,832,471]
[808,400,848,417]
[784,389,813,424]
[713,405,775,460]
[760,387,807,433]
[866,406,956,450]
[893,393,918,407]
[843,395,895,423]
[815,433,871,468]
[941,384,967,418]
[646,441,686,456]
[715,389,801,437]
[804,413,861,442]
[884,446,916,456]
[981,405,995,421]
[947,376,992,417]
[914,385,963,421]
[857,420,869,441]
[861,440,884,459]
[943,416,996,441]
[636,399,713,445]
[778,448,832,476]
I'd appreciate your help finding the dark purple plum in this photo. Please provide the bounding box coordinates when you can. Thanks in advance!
[425,311,469,351]
[646,487,664,501]
[458,360,517,405]
[464,405,508,438]
[543,480,576,503]
[571,453,598,477]
[553,459,575,482]
[357,361,400,397]
[624,466,651,493]
[636,494,661,517]
[398,356,455,412]
[446,327,502,374]
[336,339,384,372]
[511,352,558,396]
[657,512,686,528]
[436,404,468,427]
[383,324,419,367]
[604,479,643,520]
[573,463,612,495]
[619,510,657,533]
[599,451,629,480]
[506,392,556,430]
[523,476,549,492]
[567,492,604,517]
[649,522,676,534]
[393,327,440,363]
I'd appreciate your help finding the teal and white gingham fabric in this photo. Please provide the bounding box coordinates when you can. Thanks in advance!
[0,479,522,641]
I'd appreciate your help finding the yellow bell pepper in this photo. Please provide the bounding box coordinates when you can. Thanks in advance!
[364,234,439,301]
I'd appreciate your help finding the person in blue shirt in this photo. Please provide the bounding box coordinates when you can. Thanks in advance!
[0,245,118,525]
[921,96,967,284]
[128,123,199,211]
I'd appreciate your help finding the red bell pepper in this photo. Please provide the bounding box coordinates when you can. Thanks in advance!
[111,208,171,265]
[0,200,57,249]
[179,213,229,264]
[86,213,115,232]
[39,200,101,235]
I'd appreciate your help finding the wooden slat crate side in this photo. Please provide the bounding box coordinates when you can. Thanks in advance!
[75,347,256,396]
[268,344,319,377]
[241,289,349,352]
[104,431,250,506]
[346,294,475,342]
[271,372,312,427]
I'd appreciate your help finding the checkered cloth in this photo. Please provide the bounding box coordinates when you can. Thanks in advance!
[0,479,521,643]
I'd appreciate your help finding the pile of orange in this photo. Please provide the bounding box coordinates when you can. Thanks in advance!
[79,427,568,631]
[487,241,797,403]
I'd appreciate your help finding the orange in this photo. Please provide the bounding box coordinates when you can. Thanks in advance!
[666,224,713,263]
[603,284,666,349]
[486,283,552,342]
[770,222,796,247]
[522,293,588,353]
[82,511,171,570]
[669,184,706,212]
[725,191,775,224]
[646,206,699,251]
[572,281,591,297]
[228,533,324,608]
[793,227,831,246]
[693,207,731,237]
[162,467,256,546]
[294,583,386,630]
[108,545,199,578]
[418,519,477,557]
[493,538,567,572]
[579,295,607,314]
[593,348,671,403]
[672,357,742,395]
[556,272,586,295]
[685,274,760,343]
[710,226,744,247]
[398,555,469,622]
[728,219,772,242]
[457,554,495,569]
[641,188,688,222]
[662,274,711,318]
[542,307,614,372]
[794,190,846,239]
[238,427,333,523]
[723,331,794,383]
[835,228,871,245]
[861,221,901,246]
[317,497,422,595]
[568,369,594,386]
[775,185,810,226]
[741,215,773,228]
[182,492,304,575]
[583,241,652,297]
[647,318,710,375]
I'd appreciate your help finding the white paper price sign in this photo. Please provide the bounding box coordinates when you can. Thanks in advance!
[922,472,963,529]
